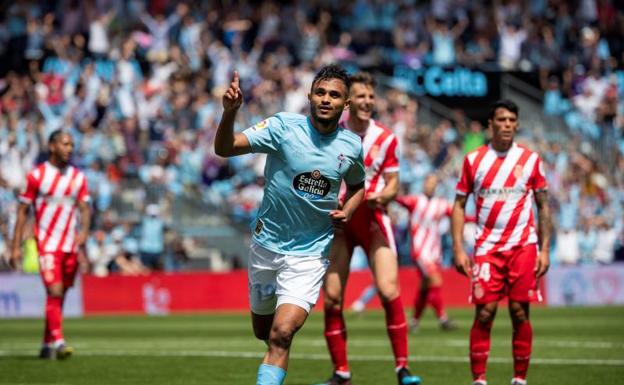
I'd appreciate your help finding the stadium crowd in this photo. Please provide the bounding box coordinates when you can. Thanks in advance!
[0,0,623,275]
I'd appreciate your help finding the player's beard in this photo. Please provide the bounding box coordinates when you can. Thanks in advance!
[310,104,341,126]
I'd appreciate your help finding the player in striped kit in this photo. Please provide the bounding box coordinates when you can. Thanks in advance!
[10,130,91,360]
[451,100,551,385]
[318,72,421,385]
[396,174,458,332]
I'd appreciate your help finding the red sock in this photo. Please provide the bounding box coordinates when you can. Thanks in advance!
[470,318,493,380]
[383,296,409,369]
[324,307,349,373]
[413,288,427,321]
[46,295,64,343]
[512,320,532,379]
[427,286,447,320]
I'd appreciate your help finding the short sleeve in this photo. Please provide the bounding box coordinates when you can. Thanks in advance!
[242,115,285,154]
[77,174,91,203]
[530,156,548,192]
[344,147,365,186]
[19,173,38,204]
[456,156,473,196]
[381,136,400,173]
[395,195,418,211]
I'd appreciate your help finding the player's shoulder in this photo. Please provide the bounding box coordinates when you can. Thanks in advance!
[371,120,398,140]
[515,142,541,157]
[465,144,489,163]
[27,162,47,180]
[273,111,306,125]
[338,127,363,148]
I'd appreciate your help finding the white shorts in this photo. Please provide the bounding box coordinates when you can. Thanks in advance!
[248,242,329,314]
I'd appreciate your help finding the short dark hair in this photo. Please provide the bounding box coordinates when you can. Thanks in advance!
[349,72,376,88]
[312,64,351,91]
[488,99,519,120]
[48,129,70,145]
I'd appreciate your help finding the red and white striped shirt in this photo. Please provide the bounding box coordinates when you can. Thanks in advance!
[19,162,90,253]
[340,119,399,195]
[396,195,451,264]
[456,142,548,256]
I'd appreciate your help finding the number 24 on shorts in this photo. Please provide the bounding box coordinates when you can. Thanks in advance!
[472,262,491,282]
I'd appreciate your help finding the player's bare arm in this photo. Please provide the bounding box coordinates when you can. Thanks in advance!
[214,71,252,157]
[367,171,399,209]
[9,202,30,270]
[75,200,91,248]
[451,194,471,276]
[330,182,365,228]
[534,190,551,277]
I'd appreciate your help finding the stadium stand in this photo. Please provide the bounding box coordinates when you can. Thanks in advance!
[0,0,622,276]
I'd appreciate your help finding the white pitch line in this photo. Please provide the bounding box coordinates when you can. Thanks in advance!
[0,350,622,366]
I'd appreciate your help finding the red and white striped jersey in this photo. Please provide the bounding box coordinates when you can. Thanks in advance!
[19,162,90,253]
[396,195,451,264]
[340,119,399,196]
[456,142,548,256]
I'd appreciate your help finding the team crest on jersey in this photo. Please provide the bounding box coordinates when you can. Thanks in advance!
[252,119,269,131]
[293,170,331,200]
[337,154,345,170]
[369,144,379,159]
[255,219,264,235]
[513,165,523,179]
[474,282,484,299]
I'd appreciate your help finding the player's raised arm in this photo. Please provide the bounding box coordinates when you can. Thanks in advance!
[214,71,252,157]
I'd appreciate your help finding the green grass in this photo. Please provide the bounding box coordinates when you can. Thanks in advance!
[1,306,623,384]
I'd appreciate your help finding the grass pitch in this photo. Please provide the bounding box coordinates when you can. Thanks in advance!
[1,306,623,385]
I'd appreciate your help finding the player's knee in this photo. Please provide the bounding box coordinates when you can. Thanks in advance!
[323,288,344,308]
[476,304,497,323]
[47,284,64,298]
[509,302,529,323]
[268,324,297,350]
[377,281,399,302]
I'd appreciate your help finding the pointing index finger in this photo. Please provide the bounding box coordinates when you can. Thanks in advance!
[232,70,239,87]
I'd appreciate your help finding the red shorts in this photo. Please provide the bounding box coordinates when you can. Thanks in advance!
[344,203,396,255]
[38,251,78,288]
[470,245,541,304]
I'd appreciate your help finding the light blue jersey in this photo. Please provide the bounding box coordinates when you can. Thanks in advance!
[243,112,365,256]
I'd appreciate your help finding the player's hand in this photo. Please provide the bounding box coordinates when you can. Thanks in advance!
[535,250,550,278]
[76,231,88,248]
[454,249,472,277]
[222,71,243,112]
[329,210,348,230]
[366,192,387,210]
[9,247,22,271]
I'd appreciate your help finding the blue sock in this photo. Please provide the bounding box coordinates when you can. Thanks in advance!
[257,363,286,385]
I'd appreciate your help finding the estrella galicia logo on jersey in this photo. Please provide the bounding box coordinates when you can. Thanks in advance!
[293,170,331,200]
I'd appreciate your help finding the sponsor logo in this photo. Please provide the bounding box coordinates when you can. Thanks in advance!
[474,282,484,299]
[252,119,268,131]
[293,170,331,200]
[142,280,171,315]
[0,291,20,314]
[255,219,264,235]
[477,187,527,200]
[513,165,523,179]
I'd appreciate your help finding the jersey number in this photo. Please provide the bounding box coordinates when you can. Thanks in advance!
[475,262,491,282]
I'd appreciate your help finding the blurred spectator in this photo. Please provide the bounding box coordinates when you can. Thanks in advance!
[139,204,165,270]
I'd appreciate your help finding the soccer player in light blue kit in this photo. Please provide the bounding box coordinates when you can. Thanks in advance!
[215,65,366,385]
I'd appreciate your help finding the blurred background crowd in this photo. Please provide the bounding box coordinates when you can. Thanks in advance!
[0,0,623,276]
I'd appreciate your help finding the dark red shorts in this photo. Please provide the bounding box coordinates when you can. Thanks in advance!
[470,245,541,304]
[344,203,396,255]
[38,251,78,288]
